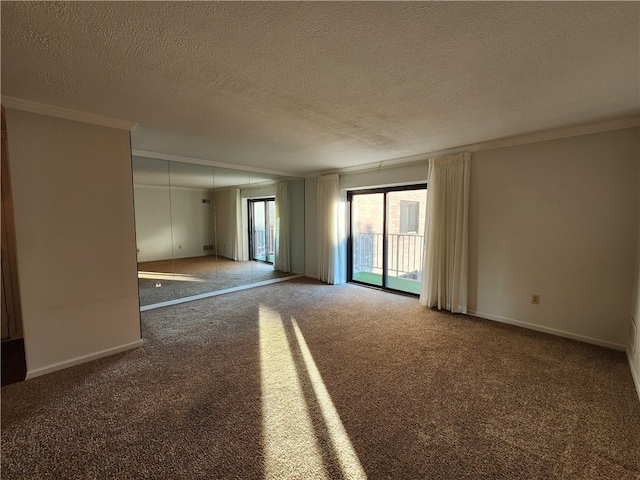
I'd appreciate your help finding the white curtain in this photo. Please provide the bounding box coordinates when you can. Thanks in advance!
[274,180,291,273]
[317,174,346,284]
[420,152,471,313]
[229,188,247,262]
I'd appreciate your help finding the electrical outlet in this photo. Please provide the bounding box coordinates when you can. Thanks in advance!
[531,294,540,305]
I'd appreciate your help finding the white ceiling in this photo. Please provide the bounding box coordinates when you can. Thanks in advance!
[2,2,638,176]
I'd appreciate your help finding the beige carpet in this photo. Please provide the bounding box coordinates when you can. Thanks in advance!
[138,255,292,306]
[2,277,639,479]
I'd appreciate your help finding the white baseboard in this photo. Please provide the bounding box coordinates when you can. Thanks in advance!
[627,350,640,403]
[25,339,144,380]
[305,273,319,280]
[467,310,626,351]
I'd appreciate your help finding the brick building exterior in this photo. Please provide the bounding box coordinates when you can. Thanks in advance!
[351,189,427,281]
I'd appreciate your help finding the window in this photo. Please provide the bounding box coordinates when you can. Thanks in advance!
[400,200,419,234]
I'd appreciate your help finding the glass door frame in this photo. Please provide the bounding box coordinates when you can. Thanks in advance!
[347,183,427,296]
[248,197,275,264]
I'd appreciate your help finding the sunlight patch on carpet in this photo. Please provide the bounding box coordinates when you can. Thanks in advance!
[137,271,205,282]
[259,305,325,478]
[259,305,367,480]
[291,317,367,479]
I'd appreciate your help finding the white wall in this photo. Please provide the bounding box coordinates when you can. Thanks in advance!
[5,109,142,378]
[169,187,215,260]
[244,184,275,199]
[339,163,429,191]
[214,189,233,259]
[306,127,640,350]
[133,185,172,262]
[134,185,215,262]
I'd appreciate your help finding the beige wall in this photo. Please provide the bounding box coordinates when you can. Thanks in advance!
[306,127,640,352]
[469,127,638,349]
[630,134,640,399]
[5,109,142,378]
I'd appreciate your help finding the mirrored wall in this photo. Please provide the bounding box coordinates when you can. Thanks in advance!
[132,157,305,307]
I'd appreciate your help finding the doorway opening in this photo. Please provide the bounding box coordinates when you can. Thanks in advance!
[348,185,427,295]
[249,198,275,264]
[1,105,26,385]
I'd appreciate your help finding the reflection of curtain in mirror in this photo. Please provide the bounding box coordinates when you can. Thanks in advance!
[274,181,291,272]
[230,188,247,261]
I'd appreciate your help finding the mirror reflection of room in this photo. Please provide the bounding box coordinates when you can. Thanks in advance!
[132,157,303,307]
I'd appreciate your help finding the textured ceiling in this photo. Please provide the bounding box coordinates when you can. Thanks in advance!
[2,2,639,175]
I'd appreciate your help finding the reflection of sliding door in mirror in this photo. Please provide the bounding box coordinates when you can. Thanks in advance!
[249,198,275,264]
[247,177,298,283]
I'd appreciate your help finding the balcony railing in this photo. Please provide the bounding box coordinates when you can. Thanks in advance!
[253,227,275,261]
[355,233,424,280]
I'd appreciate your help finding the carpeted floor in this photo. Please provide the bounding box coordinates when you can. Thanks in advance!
[138,255,292,306]
[2,278,639,479]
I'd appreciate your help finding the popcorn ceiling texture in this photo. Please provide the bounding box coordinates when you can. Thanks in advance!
[1,2,638,174]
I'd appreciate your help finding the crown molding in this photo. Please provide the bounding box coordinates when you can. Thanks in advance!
[131,149,300,178]
[4,95,635,177]
[464,115,640,154]
[1,96,136,131]
[308,115,640,178]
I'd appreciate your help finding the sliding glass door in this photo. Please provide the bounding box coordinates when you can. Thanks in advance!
[348,185,427,295]
[249,198,275,264]
[350,193,384,286]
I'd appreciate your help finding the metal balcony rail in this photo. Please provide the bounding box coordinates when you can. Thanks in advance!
[253,227,275,259]
[355,232,424,280]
